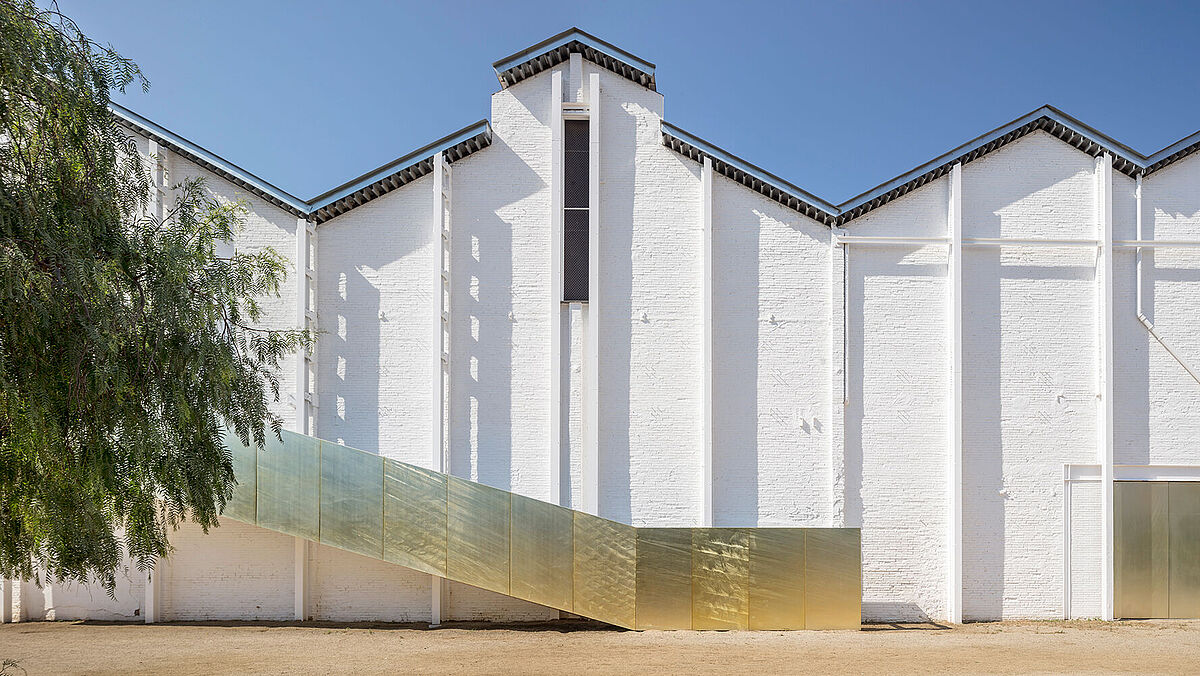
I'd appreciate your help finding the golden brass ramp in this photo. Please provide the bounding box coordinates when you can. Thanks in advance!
[222,430,861,629]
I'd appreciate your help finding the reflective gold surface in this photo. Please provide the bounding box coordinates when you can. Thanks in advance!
[319,443,384,559]
[692,529,751,630]
[635,528,693,630]
[447,476,511,595]
[383,460,447,576]
[804,529,861,630]
[574,512,637,629]
[510,494,574,611]
[1169,482,1200,618]
[222,430,862,630]
[255,432,320,540]
[223,430,257,524]
[749,529,806,630]
[1114,481,1169,618]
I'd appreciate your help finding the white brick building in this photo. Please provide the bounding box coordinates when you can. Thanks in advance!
[6,28,1200,625]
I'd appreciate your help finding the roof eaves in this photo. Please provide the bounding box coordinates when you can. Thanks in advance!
[307,120,492,224]
[109,102,310,216]
[835,106,1147,224]
[493,28,656,91]
[661,121,839,225]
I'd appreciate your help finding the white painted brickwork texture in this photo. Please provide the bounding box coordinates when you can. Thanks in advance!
[22,62,1200,624]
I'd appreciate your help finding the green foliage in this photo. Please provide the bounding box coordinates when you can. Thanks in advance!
[0,0,310,590]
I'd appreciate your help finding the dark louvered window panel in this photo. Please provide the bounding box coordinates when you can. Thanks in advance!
[563,210,589,301]
[563,119,589,302]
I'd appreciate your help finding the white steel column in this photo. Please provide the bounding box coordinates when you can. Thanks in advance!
[295,217,317,435]
[431,151,452,625]
[830,228,849,528]
[144,563,161,623]
[582,72,601,516]
[947,162,964,624]
[1097,153,1115,621]
[1,579,11,623]
[550,71,565,506]
[294,538,309,621]
[701,157,715,527]
[144,138,167,625]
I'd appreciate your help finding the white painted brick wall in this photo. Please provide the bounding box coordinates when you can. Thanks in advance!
[29,62,1200,626]
[162,519,294,621]
[1069,480,1102,618]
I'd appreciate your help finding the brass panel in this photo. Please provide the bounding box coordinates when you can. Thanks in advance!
[1169,482,1200,618]
[749,529,806,630]
[691,528,751,630]
[446,476,510,595]
[1114,481,1169,618]
[573,512,636,629]
[635,528,693,630]
[256,430,320,540]
[510,494,574,611]
[804,528,861,629]
[319,442,384,559]
[222,429,257,524]
[383,460,447,576]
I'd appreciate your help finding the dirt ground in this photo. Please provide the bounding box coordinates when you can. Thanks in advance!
[4,618,1200,675]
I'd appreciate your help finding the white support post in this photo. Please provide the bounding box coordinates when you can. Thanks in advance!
[294,537,309,621]
[144,561,161,623]
[430,151,452,625]
[701,156,715,527]
[947,162,964,624]
[582,72,601,516]
[296,217,316,435]
[830,229,848,529]
[550,70,565,506]
[1097,153,1115,621]
[1,579,11,623]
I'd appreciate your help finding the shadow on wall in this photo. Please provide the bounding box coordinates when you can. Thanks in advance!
[598,93,636,522]
[861,601,940,625]
[449,138,542,490]
[712,187,760,527]
[327,266,381,454]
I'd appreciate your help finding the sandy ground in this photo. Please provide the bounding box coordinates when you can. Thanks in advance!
[3,619,1200,675]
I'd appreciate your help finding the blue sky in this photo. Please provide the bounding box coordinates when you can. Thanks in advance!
[49,0,1200,203]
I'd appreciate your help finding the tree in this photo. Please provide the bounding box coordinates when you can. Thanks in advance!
[0,0,310,591]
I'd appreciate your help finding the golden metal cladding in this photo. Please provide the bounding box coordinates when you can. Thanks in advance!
[222,429,257,524]
[574,512,637,629]
[319,442,384,559]
[446,475,511,595]
[224,430,862,630]
[1169,482,1200,618]
[692,529,752,630]
[383,459,447,577]
[510,494,574,611]
[254,432,320,540]
[748,529,807,630]
[1115,481,1169,619]
[804,529,862,630]
[635,528,694,630]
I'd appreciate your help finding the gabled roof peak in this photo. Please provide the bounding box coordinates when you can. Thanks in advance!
[492,28,656,91]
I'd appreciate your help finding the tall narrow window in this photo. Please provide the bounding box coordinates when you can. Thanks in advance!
[563,119,589,302]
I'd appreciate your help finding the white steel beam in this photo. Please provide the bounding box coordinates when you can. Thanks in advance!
[583,72,601,516]
[294,537,309,621]
[947,162,964,624]
[1097,153,1115,621]
[701,157,714,527]
[550,70,565,506]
